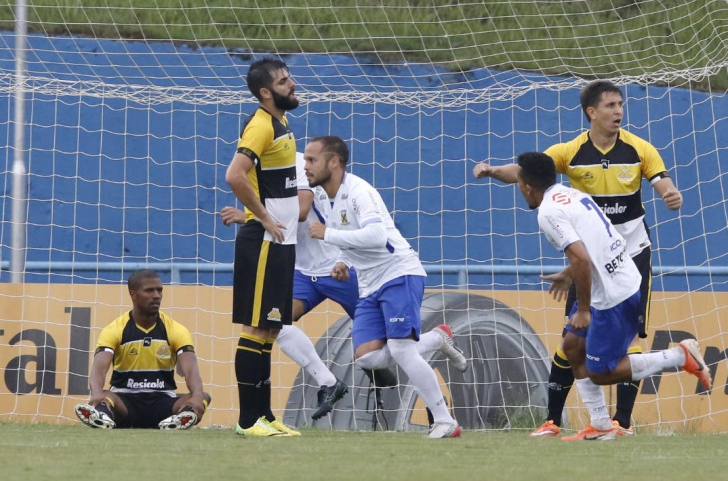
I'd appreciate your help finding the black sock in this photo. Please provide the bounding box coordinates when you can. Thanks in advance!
[613,381,639,429]
[95,401,115,421]
[236,333,265,429]
[614,347,642,429]
[258,338,275,422]
[546,349,574,426]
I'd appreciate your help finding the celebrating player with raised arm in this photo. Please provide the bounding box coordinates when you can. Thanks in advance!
[305,136,466,439]
[474,80,683,436]
[515,152,710,441]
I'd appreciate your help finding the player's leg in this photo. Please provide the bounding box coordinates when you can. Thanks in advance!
[560,321,615,441]
[612,247,651,433]
[530,286,576,437]
[381,275,460,438]
[590,292,712,391]
[231,226,292,436]
[74,390,125,429]
[158,391,212,430]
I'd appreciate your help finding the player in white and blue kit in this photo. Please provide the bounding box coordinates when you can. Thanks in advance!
[516,151,712,440]
[305,136,464,439]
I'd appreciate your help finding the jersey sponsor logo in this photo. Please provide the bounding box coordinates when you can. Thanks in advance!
[340,210,350,225]
[129,348,138,356]
[341,194,348,200]
[617,167,634,182]
[601,202,627,215]
[583,172,594,180]
[389,317,405,323]
[156,345,171,359]
[267,307,282,322]
[609,238,624,252]
[285,176,296,189]
[604,250,626,274]
[552,193,572,205]
[126,378,165,389]
[545,215,564,239]
[601,158,609,169]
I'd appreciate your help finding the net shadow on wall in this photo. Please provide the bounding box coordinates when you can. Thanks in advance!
[284,292,554,431]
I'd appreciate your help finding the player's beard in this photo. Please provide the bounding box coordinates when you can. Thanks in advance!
[308,168,331,188]
[272,89,299,111]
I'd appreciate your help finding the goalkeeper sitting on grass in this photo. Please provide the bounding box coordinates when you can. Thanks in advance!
[74,269,210,430]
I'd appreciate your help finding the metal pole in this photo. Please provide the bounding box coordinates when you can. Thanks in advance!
[10,0,28,282]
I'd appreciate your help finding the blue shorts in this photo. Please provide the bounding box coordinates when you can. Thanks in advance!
[565,291,641,374]
[293,268,359,319]
[351,275,425,350]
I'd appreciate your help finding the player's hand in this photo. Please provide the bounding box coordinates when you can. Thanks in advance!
[331,262,350,282]
[662,188,683,211]
[472,163,493,179]
[220,206,245,226]
[183,394,206,418]
[568,309,590,331]
[309,221,326,240]
[260,217,286,243]
[88,392,106,407]
[540,270,573,302]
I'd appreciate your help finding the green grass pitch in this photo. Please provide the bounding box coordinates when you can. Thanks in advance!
[1,422,727,480]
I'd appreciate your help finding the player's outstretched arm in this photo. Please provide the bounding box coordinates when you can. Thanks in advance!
[652,177,683,211]
[472,162,520,184]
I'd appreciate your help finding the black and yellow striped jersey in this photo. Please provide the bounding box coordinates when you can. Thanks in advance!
[236,107,298,244]
[95,311,194,395]
[545,129,668,256]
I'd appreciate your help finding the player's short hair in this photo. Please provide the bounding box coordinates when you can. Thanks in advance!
[517,152,556,190]
[247,57,289,101]
[128,269,160,291]
[580,80,622,123]
[311,136,349,167]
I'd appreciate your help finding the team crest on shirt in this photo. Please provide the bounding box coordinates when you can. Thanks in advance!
[156,345,171,359]
[340,210,350,225]
[617,167,634,183]
[267,307,282,322]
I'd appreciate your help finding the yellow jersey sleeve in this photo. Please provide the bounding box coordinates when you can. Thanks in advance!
[95,316,124,353]
[237,111,274,163]
[545,132,589,174]
[160,313,195,355]
[621,130,668,181]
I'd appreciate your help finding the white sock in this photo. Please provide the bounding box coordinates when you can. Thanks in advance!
[629,347,685,381]
[387,339,454,424]
[276,324,337,387]
[355,346,395,371]
[417,331,444,356]
[574,378,611,430]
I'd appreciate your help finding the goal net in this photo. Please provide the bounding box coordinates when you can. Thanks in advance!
[1,0,727,433]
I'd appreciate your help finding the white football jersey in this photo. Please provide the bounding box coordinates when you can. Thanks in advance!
[538,183,641,310]
[295,152,339,277]
[320,173,425,297]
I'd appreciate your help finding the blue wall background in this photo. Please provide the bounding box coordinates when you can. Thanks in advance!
[1,32,727,291]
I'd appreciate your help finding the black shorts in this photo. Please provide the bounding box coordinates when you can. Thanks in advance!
[564,246,652,339]
[232,220,294,329]
[114,392,179,429]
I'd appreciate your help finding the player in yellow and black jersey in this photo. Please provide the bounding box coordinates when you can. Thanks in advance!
[473,80,683,437]
[74,269,211,430]
[225,57,301,437]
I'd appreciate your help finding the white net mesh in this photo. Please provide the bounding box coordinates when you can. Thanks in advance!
[1,0,727,432]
